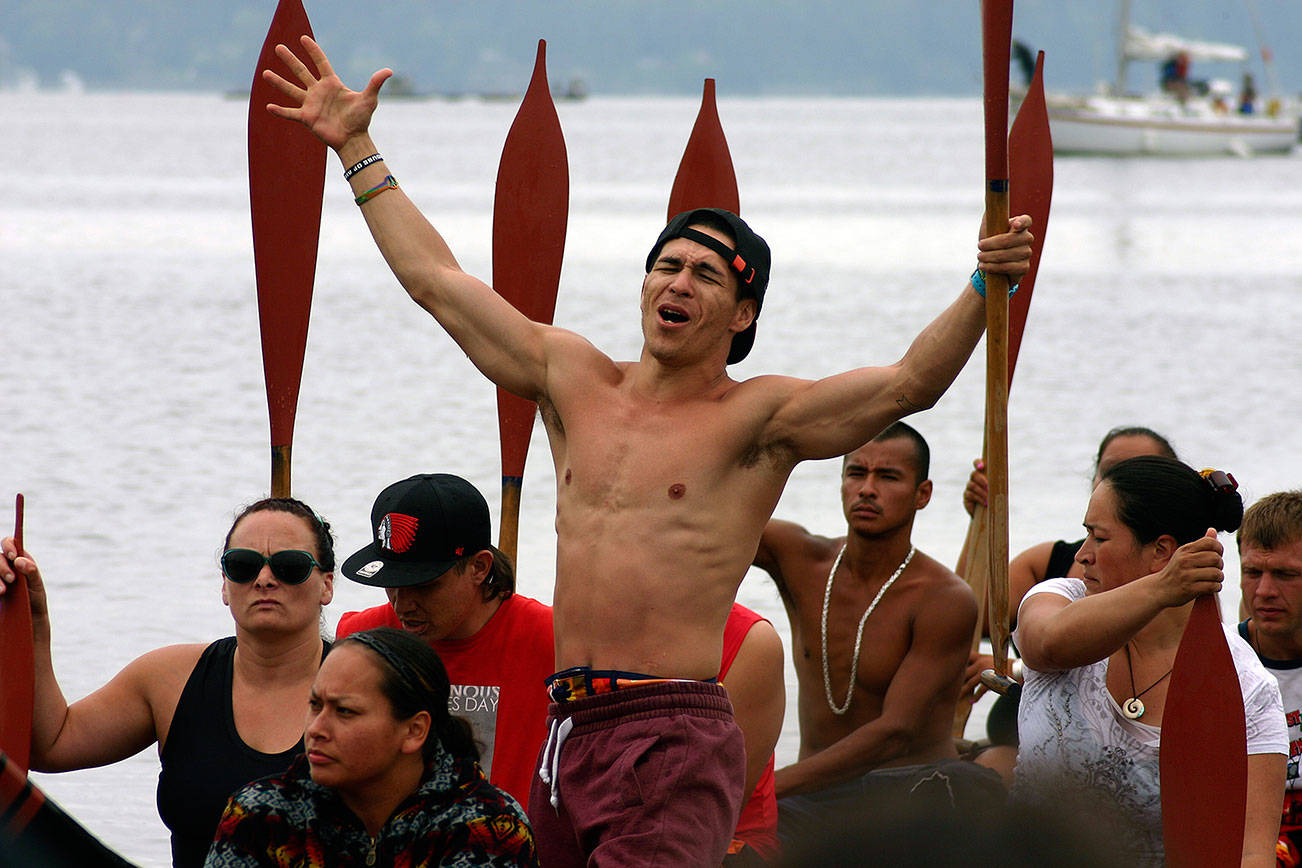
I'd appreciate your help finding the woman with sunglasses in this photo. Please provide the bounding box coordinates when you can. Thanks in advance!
[1011,457,1286,866]
[206,627,538,867]
[0,497,334,868]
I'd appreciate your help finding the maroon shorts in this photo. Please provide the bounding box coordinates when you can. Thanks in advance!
[528,679,746,868]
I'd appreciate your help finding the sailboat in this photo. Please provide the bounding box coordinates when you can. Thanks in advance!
[1040,0,1299,156]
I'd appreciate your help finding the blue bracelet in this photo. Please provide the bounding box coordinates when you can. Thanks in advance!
[970,268,1018,298]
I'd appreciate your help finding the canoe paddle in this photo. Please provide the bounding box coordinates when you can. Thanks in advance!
[492,41,568,564]
[956,48,1054,650]
[0,751,138,867]
[1161,550,1248,860]
[668,79,740,217]
[248,0,326,498]
[954,50,1053,742]
[979,0,1015,681]
[0,494,33,773]
[955,6,1055,740]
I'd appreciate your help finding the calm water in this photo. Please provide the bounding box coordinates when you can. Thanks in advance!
[6,90,1302,865]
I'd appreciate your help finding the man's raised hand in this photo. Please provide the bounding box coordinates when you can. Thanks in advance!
[263,35,392,151]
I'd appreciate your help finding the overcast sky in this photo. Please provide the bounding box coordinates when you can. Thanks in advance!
[3,1,1299,96]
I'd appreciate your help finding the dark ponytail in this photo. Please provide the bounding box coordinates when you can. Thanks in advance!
[1102,456,1242,546]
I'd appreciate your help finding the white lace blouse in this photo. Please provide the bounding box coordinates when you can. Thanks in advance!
[1011,578,1286,866]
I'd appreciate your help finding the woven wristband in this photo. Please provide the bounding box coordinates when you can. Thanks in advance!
[343,153,383,181]
[355,175,399,206]
[970,268,1018,298]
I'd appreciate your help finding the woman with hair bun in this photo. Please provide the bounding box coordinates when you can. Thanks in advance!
[206,627,537,867]
[1012,456,1286,867]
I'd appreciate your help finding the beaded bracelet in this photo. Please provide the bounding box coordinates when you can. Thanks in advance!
[970,268,1019,298]
[355,175,398,206]
[343,153,383,181]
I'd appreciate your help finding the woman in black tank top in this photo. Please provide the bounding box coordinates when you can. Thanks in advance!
[14,497,336,868]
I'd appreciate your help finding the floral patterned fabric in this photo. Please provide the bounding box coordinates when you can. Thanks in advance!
[204,747,538,868]
[1012,578,1286,866]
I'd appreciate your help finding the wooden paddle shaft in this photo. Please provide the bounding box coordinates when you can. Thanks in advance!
[981,0,1014,677]
[954,53,1054,736]
[952,500,990,737]
[271,445,291,499]
[983,191,1012,676]
[499,479,522,565]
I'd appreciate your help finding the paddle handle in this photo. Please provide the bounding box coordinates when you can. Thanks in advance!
[271,445,291,499]
[499,478,522,565]
[13,493,22,553]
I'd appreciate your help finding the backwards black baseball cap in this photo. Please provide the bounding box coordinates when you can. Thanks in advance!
[645,208,771,365]
[341,473,491,588]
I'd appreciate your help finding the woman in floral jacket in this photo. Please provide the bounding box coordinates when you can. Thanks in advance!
[206,628,537,867]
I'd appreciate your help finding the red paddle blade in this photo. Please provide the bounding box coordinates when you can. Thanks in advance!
[1160,595,1248,866]
[248,0,327,497]
[668,79,740,219]
[981,0,1014,185]
[492,40,569,486]
[1007,50,1053,388]
[0,494,33,772]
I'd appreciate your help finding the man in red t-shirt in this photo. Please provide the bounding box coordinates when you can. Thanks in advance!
[336,473,554,810]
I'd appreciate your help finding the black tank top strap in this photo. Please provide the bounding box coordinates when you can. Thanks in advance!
[1044,538,1083,581]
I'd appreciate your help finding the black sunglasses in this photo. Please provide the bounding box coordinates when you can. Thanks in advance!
[221,548,320,585]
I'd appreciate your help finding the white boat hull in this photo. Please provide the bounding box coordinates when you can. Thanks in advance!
[1047,96,1300,156]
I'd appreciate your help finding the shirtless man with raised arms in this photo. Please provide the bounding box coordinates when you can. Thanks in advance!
[264,36,1033,867]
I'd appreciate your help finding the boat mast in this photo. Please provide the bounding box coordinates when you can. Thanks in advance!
[1242,0,1282,97]
[1114,0,1132,95]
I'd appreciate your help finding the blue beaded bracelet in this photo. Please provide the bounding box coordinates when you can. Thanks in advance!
[970,268,1018,298]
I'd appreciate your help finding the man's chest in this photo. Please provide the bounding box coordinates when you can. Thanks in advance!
[551,394,767,505]
[792,597,914,693]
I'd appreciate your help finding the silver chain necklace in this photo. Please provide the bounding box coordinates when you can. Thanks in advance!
[821,543,915,715]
